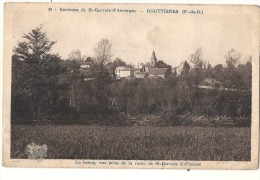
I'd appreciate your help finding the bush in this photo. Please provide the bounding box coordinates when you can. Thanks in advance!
[161,106,180,125]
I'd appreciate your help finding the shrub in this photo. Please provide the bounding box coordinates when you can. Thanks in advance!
[161,106,180,125]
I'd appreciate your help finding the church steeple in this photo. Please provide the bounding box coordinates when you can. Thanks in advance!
[150,50,157,67]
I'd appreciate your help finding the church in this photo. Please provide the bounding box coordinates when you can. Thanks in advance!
[115,50,168,79]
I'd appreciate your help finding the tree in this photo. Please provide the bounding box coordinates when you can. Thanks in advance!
[189,48,206,114]
[189,48,206,85]
[68,49,86,62]
[225,49,240,68]
[93,38,113,85]
[12,26,60,120]
[236,58,252,90]
[155,60,172,78]
[113,58,126,67]
[222,49,242,89]
[91,39,113,114]
[190,48,205,69]
[85,57,94,63]
[92,39,113,81]
[94,39,112,65]
[182,61,190,75]
[214,64,223,74]
[107,58,126,77]
[67,49,86,110]
[156,60,169,68]
[13,25,56,63]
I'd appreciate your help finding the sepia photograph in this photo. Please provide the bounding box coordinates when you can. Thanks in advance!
[2,3,259,169]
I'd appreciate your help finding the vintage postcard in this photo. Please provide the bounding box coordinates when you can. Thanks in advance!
[2,3,259,169]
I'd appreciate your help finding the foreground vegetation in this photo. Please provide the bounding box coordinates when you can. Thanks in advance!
[11,125,251,161]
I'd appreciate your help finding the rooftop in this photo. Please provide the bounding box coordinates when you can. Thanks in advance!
[148,68,167,75]
[115,66,132,71]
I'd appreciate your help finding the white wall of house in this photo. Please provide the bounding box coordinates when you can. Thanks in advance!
[176,62,184,76]
[80,64,90,69]
[115,70,131,79]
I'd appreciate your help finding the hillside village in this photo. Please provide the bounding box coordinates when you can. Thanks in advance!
[11,27,252,124]
[77,50,220,89]
[72,49,254,95]
[79,50,200,78]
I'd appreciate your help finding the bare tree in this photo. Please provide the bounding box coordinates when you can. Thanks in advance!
[91,39,113,113]
[93,38,113,80]
[94,39,112,65]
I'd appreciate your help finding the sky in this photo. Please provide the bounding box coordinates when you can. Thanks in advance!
[11,5,255,67]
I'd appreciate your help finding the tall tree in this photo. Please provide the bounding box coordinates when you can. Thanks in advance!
[12,26,60,119]
[92,39,113,81]
[67,49,86,109]
[182,61,190,75]
[13,25,56,63]
[92,39,113,114]
[94,39,112,65]
[189,48,205,114]
[222,49,242,89]
[189,48,206,85]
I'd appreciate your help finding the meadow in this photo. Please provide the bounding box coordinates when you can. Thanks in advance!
[11,125,251,161]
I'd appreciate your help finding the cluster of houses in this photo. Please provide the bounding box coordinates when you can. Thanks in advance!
[78,50,203,80]
[79,50,178,79]
[114,50,190,79]
[114,50,169,79]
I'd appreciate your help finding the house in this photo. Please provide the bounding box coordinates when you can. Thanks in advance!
[148,68,168,79]
[175,62,184,76]
[115,66,133,79]
[114,50,169,79]
[197,78,224,89]
[79,61,91,69]
[78,57,95,81]
[172,67,177,76]
[135,72,148,79]
[138,50,168,78]
[78,57,94,69]
[133,67,142,76]
[173,61,190,76]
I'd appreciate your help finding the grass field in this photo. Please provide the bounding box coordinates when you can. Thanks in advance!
[11,125,251,161]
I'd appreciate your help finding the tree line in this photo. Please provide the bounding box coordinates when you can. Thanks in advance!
[11,26,252,124]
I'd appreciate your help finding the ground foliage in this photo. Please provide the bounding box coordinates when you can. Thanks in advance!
[11,125,250,161]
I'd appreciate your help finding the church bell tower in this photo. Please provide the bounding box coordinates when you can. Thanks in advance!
[150,50,157,67]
